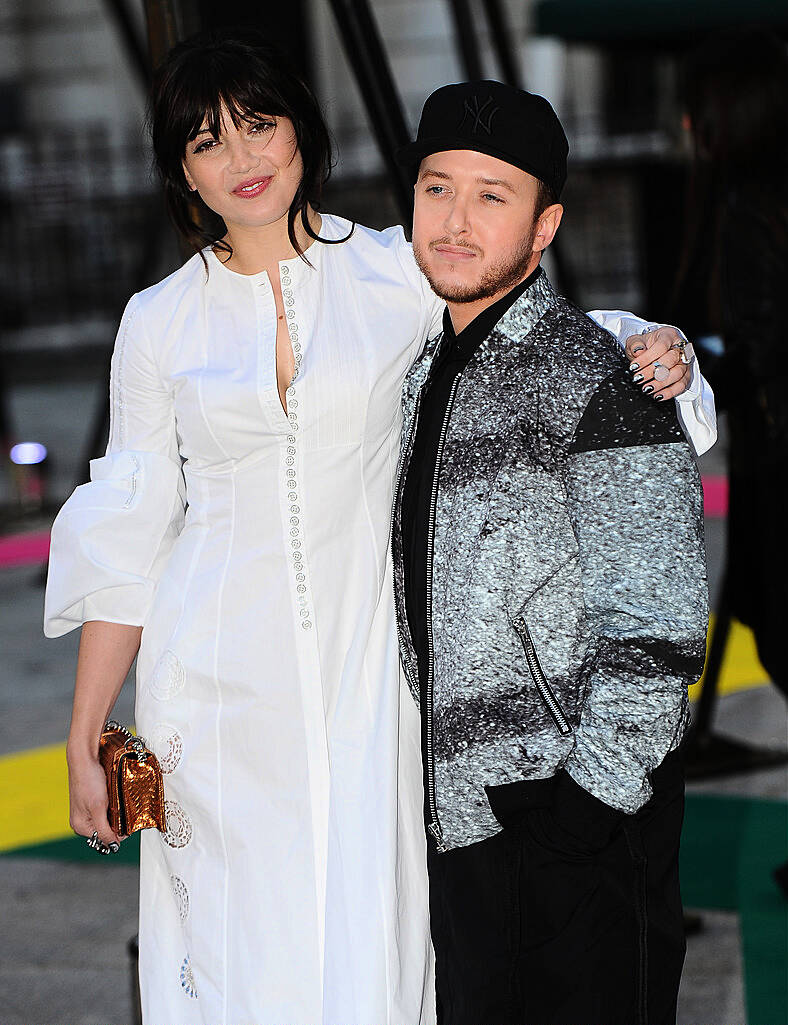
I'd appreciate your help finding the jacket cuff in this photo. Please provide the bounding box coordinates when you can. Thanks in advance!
[552,769,625,849]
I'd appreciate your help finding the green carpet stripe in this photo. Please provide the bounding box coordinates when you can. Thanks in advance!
[681,794,788,1025]
[5,830,141,865]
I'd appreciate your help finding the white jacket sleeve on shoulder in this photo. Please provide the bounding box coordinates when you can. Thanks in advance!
[588,310,718,457]
[44,295,186,637]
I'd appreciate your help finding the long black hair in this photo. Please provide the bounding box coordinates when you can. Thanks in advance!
[149,28,348,264]
[673,30,788,324]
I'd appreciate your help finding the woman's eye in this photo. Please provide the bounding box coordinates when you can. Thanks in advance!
[249,120,276,135]
[193,138,217,154]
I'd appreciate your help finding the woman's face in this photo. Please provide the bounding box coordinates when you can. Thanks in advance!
[182,105,303,234]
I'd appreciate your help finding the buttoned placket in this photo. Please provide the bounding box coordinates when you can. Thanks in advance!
[278,261,312,632]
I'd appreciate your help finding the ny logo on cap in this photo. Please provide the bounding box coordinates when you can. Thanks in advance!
[458,95,500,135]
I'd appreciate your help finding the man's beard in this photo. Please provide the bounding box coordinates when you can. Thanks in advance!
[413,226,536,304]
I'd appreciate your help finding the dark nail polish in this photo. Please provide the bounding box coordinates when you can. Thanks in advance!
[629,361,640,372]
[642,384,654,394]
[631,344,646,355]
[654,394,665,401]
[632,373,644,384]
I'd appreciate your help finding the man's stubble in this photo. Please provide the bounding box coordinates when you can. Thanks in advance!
[413,222,537,304]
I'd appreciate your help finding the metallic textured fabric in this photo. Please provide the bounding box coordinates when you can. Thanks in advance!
[98,725,166,835]
[392,274,709,850]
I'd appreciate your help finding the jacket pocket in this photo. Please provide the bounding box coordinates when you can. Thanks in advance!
[513,616,573,736]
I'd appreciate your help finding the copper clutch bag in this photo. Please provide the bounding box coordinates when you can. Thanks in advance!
[98,720,166,836]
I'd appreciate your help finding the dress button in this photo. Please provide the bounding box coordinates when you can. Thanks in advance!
[290,527,299,537]
[288,491,297,502]
[286,469,296,478]
[292,540,301,550]
[290,516,299,525]
[300,608,309,617]
[289,400,298,409]
[302,620,312,630]
[289,412,297,421]
[281,265,289,274]
[286,456,295,466]
[285,298,294,307]
[290,505,300,513]
[293,343,302,352]
[297,584,306,594]
[287,446,296,455]
[296,573,305,582]
[287,435,296,445]
[291,423,299,431]
[286,310,295,319]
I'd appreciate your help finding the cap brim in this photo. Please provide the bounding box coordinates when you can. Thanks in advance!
[395,136,552,190]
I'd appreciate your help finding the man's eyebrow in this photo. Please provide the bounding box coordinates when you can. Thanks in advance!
[418,168,452,182]
[478,176,517,193]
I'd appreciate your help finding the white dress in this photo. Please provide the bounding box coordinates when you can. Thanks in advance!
[45,216,442,1025]
[44,214,716,1025]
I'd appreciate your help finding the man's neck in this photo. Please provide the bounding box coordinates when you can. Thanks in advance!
[446,257,541,335]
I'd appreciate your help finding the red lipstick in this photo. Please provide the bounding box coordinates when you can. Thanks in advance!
[232,176,273,198]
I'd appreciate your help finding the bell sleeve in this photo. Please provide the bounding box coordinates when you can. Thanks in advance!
[44,294,186,637]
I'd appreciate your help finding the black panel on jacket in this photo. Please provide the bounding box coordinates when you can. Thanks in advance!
[569,368,685,455]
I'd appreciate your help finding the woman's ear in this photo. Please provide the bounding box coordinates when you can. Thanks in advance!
[182,161,197,192]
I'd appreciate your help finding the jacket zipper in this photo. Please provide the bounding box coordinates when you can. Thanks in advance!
[513,616,573,736]
[390,390,423,696]
[425,375,461,853]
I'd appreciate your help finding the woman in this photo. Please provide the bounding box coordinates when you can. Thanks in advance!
[674,30,788,697]
[45,30,710,1024]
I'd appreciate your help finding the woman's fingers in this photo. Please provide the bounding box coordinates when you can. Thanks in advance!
[68,755,122,846]
[626,327,691,400]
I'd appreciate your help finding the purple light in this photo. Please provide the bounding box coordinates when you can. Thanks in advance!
[10,442,48,466]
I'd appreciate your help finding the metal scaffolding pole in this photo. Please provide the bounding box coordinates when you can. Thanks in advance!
[326,0,414,223]
[446,0,485,81]
[479,0,521,87]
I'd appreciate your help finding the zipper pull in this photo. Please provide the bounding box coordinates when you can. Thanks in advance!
[428,821,448,853]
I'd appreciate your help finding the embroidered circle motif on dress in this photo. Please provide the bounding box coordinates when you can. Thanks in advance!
[170,874,190,922]
[163,800,192,849]
[150,723,183,774]
[147,650,185,700]
[180,955,197,998]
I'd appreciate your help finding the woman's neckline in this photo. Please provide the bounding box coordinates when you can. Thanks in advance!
[206,213,346,279]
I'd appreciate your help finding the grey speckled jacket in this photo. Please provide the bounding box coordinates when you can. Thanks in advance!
[391,273,709,851]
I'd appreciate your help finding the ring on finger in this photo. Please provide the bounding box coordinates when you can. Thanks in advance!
[653,361,671,383]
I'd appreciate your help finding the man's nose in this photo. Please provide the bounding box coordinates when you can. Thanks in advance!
[443,195,470,236]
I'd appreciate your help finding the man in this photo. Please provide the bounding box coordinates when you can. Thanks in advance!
[392,82,709,1024]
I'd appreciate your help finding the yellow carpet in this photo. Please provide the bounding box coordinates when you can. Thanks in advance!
[0,618,771,854]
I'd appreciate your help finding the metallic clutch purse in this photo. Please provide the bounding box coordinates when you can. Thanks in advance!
[98,720,166,836]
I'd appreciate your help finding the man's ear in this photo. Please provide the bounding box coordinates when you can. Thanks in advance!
[533,204,564,254]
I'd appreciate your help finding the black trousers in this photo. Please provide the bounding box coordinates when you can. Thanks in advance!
[428,753,686,1025]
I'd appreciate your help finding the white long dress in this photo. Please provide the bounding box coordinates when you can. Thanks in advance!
[44,214,716,1025]
[45,215,443,1025]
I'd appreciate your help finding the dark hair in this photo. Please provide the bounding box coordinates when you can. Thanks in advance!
[149,28,348,264]
[535,179,558,218]
[673,30,788,322]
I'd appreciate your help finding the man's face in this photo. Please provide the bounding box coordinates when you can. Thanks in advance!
[412,150,549,304]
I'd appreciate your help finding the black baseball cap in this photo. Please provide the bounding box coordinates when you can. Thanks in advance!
[396,81,569,199]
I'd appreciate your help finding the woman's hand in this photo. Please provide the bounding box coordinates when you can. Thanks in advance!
[67,745,122,848]
[625,326,694,402]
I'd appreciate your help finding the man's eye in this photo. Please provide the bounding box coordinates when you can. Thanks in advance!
[482,193,504,204]
[426,185,445,195]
